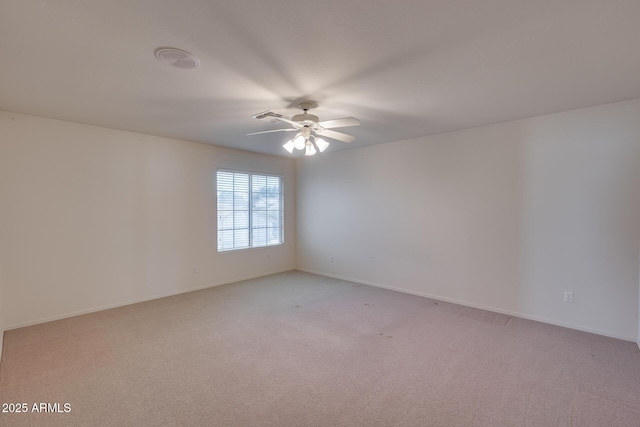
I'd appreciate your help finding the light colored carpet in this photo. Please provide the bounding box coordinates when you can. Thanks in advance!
[1,271,639,426]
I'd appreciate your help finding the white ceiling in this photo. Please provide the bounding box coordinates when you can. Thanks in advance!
[2,1,640,157]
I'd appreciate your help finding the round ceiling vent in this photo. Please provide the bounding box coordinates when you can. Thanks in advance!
[154,47,200,70]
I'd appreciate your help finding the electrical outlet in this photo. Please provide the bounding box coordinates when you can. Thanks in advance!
[563,291,573,303]
[193,265,198,273]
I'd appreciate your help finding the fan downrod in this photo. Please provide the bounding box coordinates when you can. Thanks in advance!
[292,101,319,123]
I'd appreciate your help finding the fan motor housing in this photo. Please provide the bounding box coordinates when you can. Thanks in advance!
[291,113,319,123]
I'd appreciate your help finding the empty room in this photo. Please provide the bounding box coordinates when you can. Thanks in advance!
[1,1,639,426]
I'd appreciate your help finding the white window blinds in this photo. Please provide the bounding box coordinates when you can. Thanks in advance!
[217,170,283,252]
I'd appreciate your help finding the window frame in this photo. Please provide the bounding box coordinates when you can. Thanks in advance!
[216,168,284,252]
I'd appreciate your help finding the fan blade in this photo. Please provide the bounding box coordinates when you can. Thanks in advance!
[246,128,297,136]
[270,116,302,127]
[252,110,284,123]
[317,117,360,129]
[252,110,301,127]
[316,128,356,143]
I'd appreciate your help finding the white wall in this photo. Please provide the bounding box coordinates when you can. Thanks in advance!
[297,99,640,341]
[0,111,296,329]
[0,263,4,361]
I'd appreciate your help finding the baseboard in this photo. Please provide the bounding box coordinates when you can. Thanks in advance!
[297,268,636,343]
[4,268,295,331]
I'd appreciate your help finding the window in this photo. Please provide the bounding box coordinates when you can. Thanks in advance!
[217,170,283,252]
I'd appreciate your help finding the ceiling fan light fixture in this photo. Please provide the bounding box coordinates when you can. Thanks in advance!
[249,102,360,155]
[293,133,306,150]
[315,137,329,152]
[305,141,317,156]
[283,139,295,153]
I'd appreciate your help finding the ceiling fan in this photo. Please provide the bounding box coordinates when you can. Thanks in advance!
[247,101,360,155]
